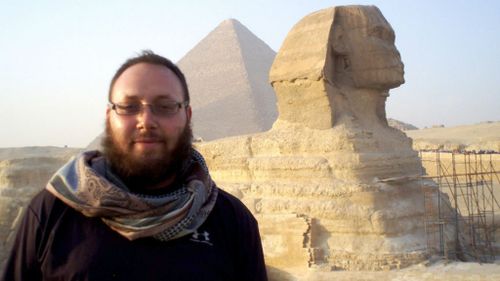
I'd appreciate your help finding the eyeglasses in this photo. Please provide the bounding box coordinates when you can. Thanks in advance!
[108,100,189,116]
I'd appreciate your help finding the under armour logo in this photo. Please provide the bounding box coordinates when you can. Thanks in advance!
[190,230,213,246]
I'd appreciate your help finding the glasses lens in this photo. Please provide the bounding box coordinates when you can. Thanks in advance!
[116,103,141,115]
[153,102,180,115]
[112,101,184,116]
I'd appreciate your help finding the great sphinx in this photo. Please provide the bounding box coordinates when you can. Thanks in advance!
[197,5,455,273]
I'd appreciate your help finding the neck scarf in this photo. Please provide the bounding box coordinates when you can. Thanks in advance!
[46,150,218,241]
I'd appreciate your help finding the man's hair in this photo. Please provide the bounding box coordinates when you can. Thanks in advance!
[108,50,190,103]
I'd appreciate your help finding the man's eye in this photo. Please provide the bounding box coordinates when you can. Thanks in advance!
[119,104,140,111]
[157,104,178,112]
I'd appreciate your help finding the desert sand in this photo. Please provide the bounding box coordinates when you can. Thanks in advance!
[269,260,500,280]
[405,122,500,152]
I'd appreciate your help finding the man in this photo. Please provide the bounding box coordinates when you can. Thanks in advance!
[2,50,268,281]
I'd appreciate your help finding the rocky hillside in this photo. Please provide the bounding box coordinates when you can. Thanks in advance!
[0,147,80,271]
[387,118,418,131]
[0,146,81,161]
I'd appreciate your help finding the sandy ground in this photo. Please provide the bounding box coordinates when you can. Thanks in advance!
[0,146,81,161]
[405,122,500,152]
[270,260,500,280]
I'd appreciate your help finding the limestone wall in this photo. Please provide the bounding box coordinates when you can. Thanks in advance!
[419,152,500,215]
[197,121,436,271]
[0,155,74,271]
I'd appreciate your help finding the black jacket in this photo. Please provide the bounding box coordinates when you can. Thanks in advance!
[2,189,267,281]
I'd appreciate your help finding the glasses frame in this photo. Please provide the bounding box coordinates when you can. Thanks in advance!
[108,100,189,116]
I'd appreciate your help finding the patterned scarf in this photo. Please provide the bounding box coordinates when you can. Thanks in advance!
[46,150,218,241]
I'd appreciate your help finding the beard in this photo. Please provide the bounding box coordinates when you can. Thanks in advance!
[101,119,193,189]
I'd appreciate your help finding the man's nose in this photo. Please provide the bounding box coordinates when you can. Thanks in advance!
[136,105,158,129]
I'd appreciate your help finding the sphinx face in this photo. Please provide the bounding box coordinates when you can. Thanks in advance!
[333,6,404,89]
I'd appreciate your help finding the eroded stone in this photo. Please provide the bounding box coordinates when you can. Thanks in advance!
[197,5,456,274]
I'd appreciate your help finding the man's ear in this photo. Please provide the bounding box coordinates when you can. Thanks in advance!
[186,105,192,122]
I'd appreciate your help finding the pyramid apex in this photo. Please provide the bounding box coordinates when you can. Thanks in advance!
[223,18,239,23]
[219,18,243,28]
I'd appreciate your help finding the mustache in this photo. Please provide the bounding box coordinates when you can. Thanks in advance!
[132,132,165,143]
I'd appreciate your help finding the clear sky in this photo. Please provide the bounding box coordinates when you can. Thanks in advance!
[1,0,499,148]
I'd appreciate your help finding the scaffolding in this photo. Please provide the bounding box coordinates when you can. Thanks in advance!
[420,150,500,262]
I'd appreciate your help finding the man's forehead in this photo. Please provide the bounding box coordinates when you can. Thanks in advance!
[116,63,179,83]
[111,63,183,100]
[118,93,178,101]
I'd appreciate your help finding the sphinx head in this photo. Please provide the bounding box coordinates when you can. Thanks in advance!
[329,6,404,90]
[269,5,404,129]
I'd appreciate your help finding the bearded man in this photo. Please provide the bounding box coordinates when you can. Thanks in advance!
[2,51,268,281]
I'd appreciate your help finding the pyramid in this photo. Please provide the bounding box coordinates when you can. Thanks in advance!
[177,19,278,141]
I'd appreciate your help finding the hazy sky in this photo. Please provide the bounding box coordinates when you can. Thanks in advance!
[1,0,499,148]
